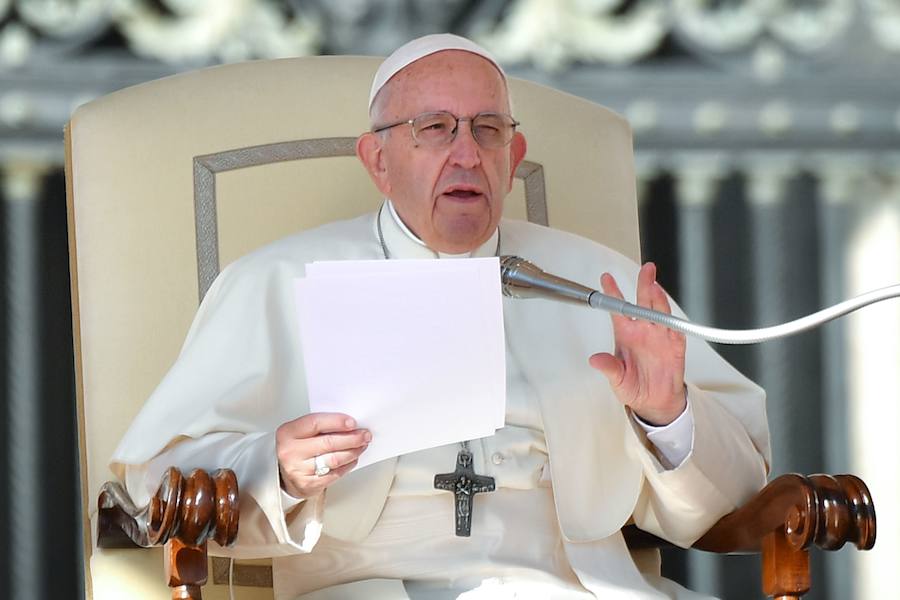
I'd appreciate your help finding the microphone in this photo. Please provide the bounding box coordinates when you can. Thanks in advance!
[499,255,597,305]
[500,255,635,314]
[499,255,900,345]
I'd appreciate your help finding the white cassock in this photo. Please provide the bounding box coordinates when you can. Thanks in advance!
[112,201,770,599]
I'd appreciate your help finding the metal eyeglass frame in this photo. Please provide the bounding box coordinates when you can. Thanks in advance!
[371,111,521,148]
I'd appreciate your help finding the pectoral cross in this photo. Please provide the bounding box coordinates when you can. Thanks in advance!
[433,446,495,537]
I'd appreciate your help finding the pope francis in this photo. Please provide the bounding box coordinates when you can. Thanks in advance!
[113,34,771,599]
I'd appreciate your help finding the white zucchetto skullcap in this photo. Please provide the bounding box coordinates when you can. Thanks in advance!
[368,33,506,114]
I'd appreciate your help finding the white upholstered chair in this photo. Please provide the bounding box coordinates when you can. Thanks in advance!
[68,55,876,600]
[66,56,641,599]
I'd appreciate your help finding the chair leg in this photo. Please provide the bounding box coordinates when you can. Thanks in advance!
[762,527,810,599]
[170,585,203,600]
[165,537,207,600]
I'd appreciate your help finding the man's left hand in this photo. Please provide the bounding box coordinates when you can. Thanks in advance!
[588,262,687,426]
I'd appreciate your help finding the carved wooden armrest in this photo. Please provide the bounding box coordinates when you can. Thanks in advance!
[100,471,874,599]
[97,467,239,600]
[624,473,876,599]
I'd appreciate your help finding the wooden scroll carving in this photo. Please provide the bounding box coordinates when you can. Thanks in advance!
[98,470,874,599]
[625,473,876,600]
[97,467,239,600]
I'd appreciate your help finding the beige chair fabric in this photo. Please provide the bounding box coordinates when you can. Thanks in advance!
[66,55,639,599]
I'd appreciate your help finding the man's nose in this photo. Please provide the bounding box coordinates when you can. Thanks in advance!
[448,120,481,168]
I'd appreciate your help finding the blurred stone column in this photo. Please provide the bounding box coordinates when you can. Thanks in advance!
[674,158,724,323]
[745,160,791,467]
[841,166,900,599]
[747,158,827,599]
[814,162,865,470]
[813,160,864,600]
[3,161,47,600]
[672,159,725,595]
[747,157,829,461]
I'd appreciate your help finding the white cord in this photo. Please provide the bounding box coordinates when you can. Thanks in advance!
[500,256,900,345]
[229,557,236,600]
[589,283,900,344]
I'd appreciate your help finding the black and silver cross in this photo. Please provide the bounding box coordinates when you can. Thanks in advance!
[433,446,495,537]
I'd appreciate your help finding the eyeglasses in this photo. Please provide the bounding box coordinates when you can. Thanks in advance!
[372,111,520,149]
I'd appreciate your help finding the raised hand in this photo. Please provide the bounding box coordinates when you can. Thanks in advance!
[276,412,371,499]
[588,262,687,426]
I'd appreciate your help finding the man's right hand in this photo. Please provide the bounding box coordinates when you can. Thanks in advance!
[276,412,371,499]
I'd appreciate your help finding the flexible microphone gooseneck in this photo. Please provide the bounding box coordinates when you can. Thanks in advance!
[499,255,900,345]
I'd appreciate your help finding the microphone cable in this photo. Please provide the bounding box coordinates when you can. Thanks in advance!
[500,256,900,345]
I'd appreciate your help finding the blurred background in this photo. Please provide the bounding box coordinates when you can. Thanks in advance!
[1,0,899,598]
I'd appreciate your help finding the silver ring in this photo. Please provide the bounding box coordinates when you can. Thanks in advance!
[314,454,331,477]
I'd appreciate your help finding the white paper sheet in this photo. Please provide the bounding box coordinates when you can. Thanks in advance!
[295,257,505,469]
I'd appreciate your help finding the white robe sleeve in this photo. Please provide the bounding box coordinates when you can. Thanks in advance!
[123,432,324,558]
[590,243,770,547]
[632,396,694,469]
[626,345,770,547]
[110,249,328,557]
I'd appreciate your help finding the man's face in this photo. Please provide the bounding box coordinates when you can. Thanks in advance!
[358,51,527,254]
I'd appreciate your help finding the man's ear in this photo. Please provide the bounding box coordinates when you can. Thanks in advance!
[356,132,392,196]
[507,132,527,190]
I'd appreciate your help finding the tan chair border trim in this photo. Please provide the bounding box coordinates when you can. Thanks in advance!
[515,160,548,229]
[193,138,547,301]
[193,137,357,301]
[210,557,274,588]
[65,121,96,600]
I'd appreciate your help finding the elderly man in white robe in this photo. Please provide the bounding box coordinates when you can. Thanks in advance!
[113,34,770,599]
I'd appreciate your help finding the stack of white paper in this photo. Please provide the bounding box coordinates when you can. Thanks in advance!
[294,257,506,470]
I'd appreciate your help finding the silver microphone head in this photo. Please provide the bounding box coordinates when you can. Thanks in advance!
[499,256,544,299]
[500,255,596,305]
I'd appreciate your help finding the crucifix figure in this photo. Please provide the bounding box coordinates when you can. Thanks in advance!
[433,445,496,537]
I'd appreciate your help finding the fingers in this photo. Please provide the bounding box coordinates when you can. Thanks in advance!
[642,263,674,316]
[316,459,359,485]
[276,412,372,499]
[277,430,370,499]
[284,458,360,497]
[636,262,655,309]
[651,280,672,315]
[305,445,368,474]
[600,272,633,331]
[278,412,358,440]
[592,263,687,421]
[277,428,372,473]
[301,429,373,458]
[636,262,671,314]
[588,352,625,387]
[600,272,625,300]
[607,263,673,317]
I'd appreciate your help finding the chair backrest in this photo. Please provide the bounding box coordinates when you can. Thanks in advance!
[66,55,639,599]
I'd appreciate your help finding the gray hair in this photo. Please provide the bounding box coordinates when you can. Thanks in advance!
[369,79,394,130]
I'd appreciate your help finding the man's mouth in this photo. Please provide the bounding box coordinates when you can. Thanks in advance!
[441,186,484,201]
